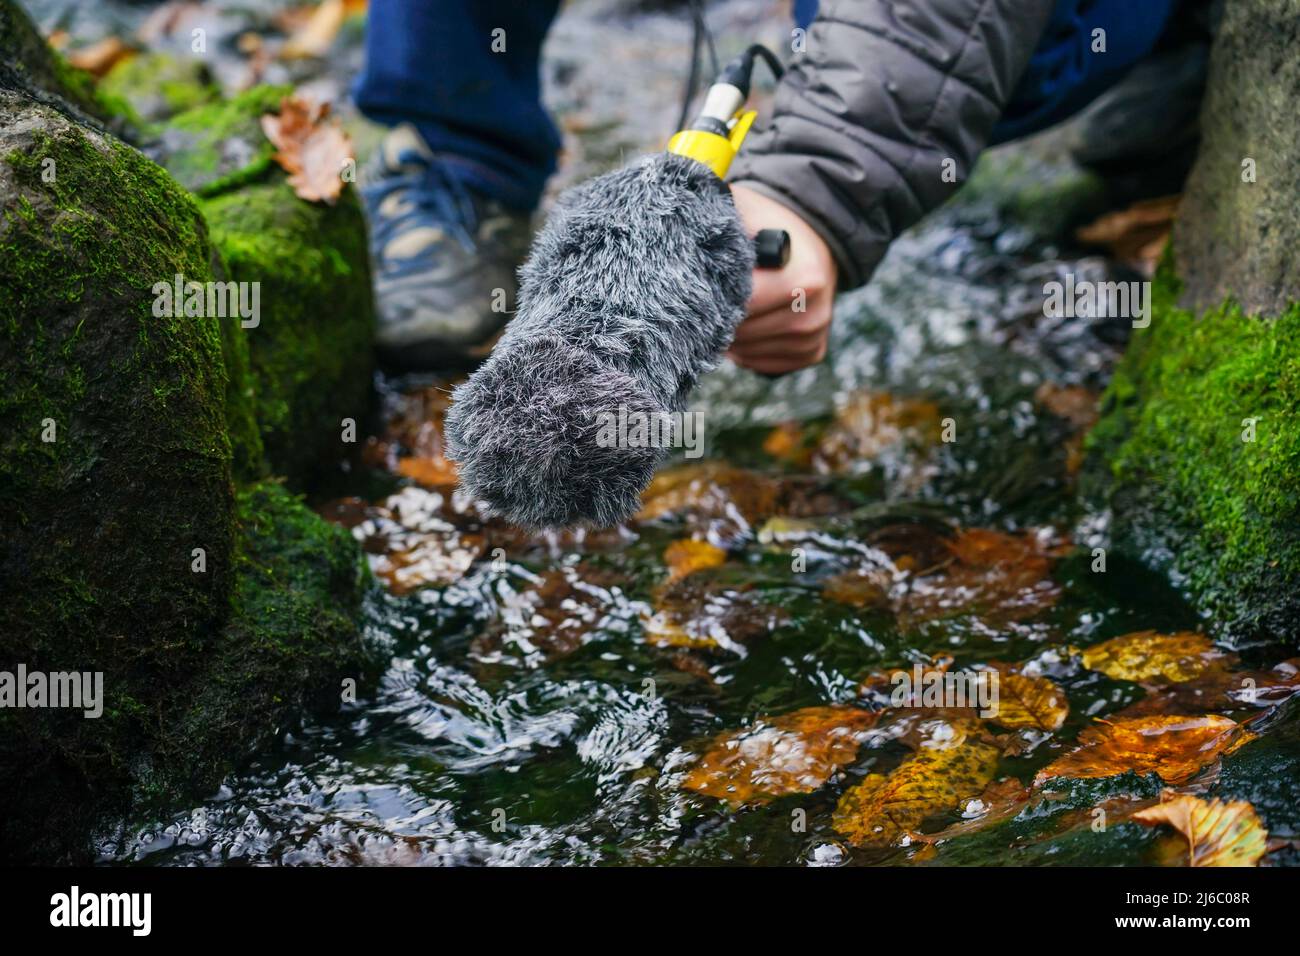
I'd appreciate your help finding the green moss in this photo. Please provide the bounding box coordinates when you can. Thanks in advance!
[202,180,375,487]
[139,481,381,810]
[158,85,289,197]
[0,92,236,861]
[961,144,1108,240]
[1086,263,1300,639]
[99,52,221,123]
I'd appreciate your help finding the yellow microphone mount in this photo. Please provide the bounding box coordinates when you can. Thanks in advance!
[667,44,791,269]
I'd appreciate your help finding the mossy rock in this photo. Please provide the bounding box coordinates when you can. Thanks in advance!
[1086,270,1300,641]
[0,0,124,127]
[1085,0,1300,643]
[0,82,378,861]
[98,51,221,124]
[202,182,375,488]
[0,88,237,860]
[135,481,383,813]
[153,85,286,197]
[157,89,376,488]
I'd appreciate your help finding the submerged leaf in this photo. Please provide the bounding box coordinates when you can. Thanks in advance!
[683,707,878,807]
[642,576,781,653]
[833,734,1001,847]
[981,664,1069,732]
[1120,658,1300,717]
[662,539,726,582]
[897,528,1065,628]
[1034,715,1249,786]
[1133,793,1268,867]
[813,391,942,485]
[1080,631,1235,684]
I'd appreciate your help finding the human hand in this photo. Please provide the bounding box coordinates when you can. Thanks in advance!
[726,183,838,375]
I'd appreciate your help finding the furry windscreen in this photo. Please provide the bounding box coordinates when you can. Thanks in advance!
[445,152,755,529]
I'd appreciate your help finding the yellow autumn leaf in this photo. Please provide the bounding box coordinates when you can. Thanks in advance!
[683,707,878,807]
[833,734,1001,847]
[983,666,1069,732]
[662,539,726,582]
[1034,715,1249,786]
[1080,630,1235,683]
[1133,793,1268,867]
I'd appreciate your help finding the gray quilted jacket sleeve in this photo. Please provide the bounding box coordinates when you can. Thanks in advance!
[729,0,1056,289]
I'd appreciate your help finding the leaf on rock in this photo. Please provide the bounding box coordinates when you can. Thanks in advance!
[683,706,879,807]
[833,734,1001,847]
[1080,630,1236,684]
[260,94,354,203]
[663,539,726,582]
[1034,715,1251,787]
[1133,793,1268,867]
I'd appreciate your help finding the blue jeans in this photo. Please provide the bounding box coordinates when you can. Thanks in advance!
[354,0,1179,211]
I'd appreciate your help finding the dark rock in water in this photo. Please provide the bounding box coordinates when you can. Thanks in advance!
[1087,0,1300,643]
[0,0,379,862]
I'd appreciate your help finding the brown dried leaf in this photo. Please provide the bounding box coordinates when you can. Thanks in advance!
[833,734,1001,847]
[260,95,353,203]
[898,528,1064,629]
[1076,195,1179,276]
[67,37,136,77]
[683,706,879,807]
[1080,630,1236,684]
[642,576,782,653]
[1133,793,1268,867]
[279,0,348,60]
[1034,715,1250,787]
[470,565,619,666]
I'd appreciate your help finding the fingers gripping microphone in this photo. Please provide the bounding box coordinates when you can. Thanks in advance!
[446,47,787,530]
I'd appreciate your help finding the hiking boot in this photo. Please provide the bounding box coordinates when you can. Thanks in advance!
[360,124,533,368]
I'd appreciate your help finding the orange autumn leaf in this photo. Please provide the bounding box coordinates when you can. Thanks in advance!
[1034,715,1250,787]
[762,421,813,467]
[260,95,354,203]
[1133,793,1268,867]
[662,539,726,582]
[683,706,878,807]
[833,734,1001,847]
[66,36,136,77]
[395,455,458,487]
[1080,630,1236,684]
